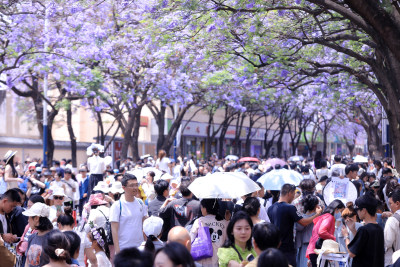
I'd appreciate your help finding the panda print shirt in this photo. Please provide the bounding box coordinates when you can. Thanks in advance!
[190,215,228,267]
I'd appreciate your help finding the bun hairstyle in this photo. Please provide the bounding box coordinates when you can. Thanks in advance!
[341,202,357,218]
[242,197,261,217]
[57,208,75,227]
[301,194,319,213]
[43,230,71,262]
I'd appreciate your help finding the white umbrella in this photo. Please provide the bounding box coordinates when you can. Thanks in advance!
[353,155,368,163]
[289,155,304,162]
[257,169,303,190]
[188,172,260,199]
[225,155,239,161]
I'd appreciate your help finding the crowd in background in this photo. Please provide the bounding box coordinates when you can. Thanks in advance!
[0,149,398,267]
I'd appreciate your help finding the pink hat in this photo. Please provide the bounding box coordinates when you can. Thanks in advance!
[88,193,108,206]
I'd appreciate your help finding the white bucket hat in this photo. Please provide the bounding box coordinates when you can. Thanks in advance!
[143,216,164,237]
[93,181,110,193]
[22,202,50,217]
[52,187,66,197]
[110,181,124,194]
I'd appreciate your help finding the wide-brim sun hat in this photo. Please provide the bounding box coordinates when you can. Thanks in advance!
[93,181,110,193]
[52,187,66,197]
[4,150,17,165]
[110,181,124,194]
[88,193,108,206]
[22,202,50,217]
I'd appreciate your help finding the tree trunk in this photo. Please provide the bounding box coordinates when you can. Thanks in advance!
[131,108,142,161]
[218,123,230,158]
[96,111,105,146]
[67,106,77,167]
[323,129,328,157]
[206,111,214,159]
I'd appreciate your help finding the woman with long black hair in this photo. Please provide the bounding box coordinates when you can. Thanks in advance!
[4,151,23,190]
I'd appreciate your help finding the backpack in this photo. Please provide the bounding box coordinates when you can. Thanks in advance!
[98,209,114,245]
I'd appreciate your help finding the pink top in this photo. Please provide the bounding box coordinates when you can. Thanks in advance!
[306,213,336,258]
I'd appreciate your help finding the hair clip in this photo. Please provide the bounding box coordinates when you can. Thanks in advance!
[55,248,64,257]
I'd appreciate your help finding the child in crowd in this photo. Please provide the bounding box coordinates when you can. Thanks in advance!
[88,226,112,267]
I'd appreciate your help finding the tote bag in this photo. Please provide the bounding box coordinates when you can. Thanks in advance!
[190,221,213,261]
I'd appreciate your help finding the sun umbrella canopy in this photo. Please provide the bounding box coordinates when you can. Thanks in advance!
[225,155,239,161]
[264,158,286,168]
[257,169,303,190]
[238,157,260,163]
[353,155,368,163]
[188,172,261,199]
[289,155,304,162]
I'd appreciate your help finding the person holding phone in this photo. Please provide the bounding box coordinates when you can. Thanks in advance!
[217,211,257,267]
[49,188,66,227]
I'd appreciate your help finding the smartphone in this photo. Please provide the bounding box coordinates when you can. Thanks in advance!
[247,254,255,262]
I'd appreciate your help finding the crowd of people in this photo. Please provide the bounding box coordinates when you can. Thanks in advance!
[0,148,399,267]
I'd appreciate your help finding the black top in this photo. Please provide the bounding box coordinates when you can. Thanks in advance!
[348,223,384,267]
[7,206,28,237]
[159,197,201,228]
[267,201,302,253]
[148,195,166,217]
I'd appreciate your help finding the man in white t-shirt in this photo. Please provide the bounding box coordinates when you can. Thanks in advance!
[331,155,346,178]
[110,173,147,254]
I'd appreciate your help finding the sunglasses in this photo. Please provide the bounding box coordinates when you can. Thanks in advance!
[54,196,64,200]
[29,170,35,172]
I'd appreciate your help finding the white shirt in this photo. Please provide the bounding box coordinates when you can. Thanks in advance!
[88,205,110,230]
[0,214,7,233]
[109,197,147,249]
[49,205,65,228]
[385,211,400,266]
[156,157,170,173]
[89,251,112,267]
[316,168,331,180]
[331,163,346,177]
[76,229,92,267]
[62,179,78,202]
[87,155,106,175]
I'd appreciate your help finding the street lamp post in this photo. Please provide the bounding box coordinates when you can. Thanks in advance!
[43,4,49,167]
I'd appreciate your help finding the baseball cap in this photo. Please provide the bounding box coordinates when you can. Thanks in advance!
[143,216,164,237]
[22,202,50,217]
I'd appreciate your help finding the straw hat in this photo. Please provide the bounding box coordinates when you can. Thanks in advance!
[4,150,17,164]
[314,240,345,254]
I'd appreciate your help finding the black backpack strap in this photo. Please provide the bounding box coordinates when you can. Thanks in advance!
[98,209,109,223]
[231,245,243,262]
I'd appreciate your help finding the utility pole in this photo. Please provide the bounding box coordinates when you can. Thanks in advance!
[43,4,49,167]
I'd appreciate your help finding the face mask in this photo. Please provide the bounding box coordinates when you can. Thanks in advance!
[334,211,342,220]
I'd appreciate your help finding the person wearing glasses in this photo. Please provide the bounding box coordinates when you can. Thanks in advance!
[49,187,66,227]
[267,184,322,267]
[110,173,148,254]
